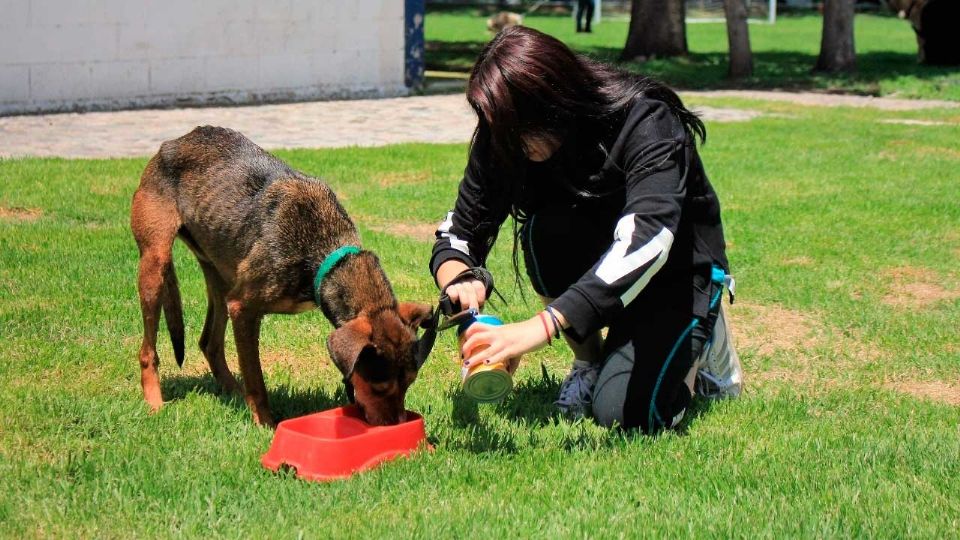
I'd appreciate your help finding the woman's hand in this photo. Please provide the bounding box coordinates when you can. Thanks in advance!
[461,316,552,371]
[444,279,487,312]
[437,260,487,311]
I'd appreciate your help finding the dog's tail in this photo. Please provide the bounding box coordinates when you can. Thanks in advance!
[162,261,186,367]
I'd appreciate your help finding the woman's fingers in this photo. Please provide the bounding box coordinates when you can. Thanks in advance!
[461,330,500,368]
[464,345,507,370]
[446,280,485,311]
[453,283,473,310]
[461,320,489,340]
[461,319,544,370]
[471,280,487,306]
[445,282,463,308]
[462,328,514,369]
[460,325,491,356]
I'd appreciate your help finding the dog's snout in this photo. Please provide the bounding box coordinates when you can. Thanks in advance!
[360,405,406,426]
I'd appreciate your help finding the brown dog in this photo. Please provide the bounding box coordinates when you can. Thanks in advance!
[131,126,433,427]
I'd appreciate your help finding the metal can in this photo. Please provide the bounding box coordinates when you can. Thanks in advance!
[457,314,514,403]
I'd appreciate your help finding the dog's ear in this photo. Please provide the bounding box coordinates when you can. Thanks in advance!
[326,317,372,376]
[353,345,390,381]
[400,302,439,369]
[398,302,434,330]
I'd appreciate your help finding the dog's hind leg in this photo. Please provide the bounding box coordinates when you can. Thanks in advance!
[131,186,181,412]
[197,262,241,395]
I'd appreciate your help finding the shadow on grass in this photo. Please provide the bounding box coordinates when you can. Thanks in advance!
[163,369,718,450]
[161,374,347,421]
[450,364,562,428]
[444,367,564,454]
[673,396,717,435]
[497,363,564,423]
[427,43,952,96]
[445,364,720,454]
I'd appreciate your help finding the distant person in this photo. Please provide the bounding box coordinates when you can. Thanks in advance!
[487,11,523,33]
[429,27,742,432]
[576,0,595,32]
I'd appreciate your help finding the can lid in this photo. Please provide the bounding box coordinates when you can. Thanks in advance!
[463,369,513,403]
[457,313,503,335]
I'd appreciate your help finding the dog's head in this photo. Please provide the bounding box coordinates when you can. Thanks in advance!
[326,302,434,426]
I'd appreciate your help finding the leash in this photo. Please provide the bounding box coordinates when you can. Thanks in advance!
[411,266,501,370]
[323,256,499,403]
[342,297,444,405]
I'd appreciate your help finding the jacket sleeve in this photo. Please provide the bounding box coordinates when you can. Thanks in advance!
[549,102,689,341]
[429,143,510,286]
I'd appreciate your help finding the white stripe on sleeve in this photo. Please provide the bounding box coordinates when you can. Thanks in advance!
[595,214,674,306]
[437,211,471,256]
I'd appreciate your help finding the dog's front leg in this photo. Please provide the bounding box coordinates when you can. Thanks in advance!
[227,300,275,428]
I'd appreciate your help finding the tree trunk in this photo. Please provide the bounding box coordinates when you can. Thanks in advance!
[621,0,688,61]
[722,0,753,78]
[815,0,856,73]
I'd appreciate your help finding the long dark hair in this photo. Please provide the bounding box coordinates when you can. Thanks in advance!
[465,26,705,295]
[467,26,704,175]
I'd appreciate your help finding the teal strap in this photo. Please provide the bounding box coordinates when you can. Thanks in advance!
[649,318,700,431]
[313,246,361,304]
[710,264,733,308]
[711,265,726,284]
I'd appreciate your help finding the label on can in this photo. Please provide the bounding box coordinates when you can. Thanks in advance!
[457,314,513,403]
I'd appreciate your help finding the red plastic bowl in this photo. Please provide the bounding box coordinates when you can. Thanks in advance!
[261,405,428,482]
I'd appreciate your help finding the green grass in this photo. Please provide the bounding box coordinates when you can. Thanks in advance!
[1,100,959,537]
[426,11,960,101]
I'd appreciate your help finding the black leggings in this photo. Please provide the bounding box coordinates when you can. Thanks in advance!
[521,207,719,432]
[576,0,595,31]
[590,304,718,432]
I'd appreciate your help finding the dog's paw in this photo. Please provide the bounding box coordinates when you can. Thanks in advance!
[144,391,164,413]
[252,410,277,429]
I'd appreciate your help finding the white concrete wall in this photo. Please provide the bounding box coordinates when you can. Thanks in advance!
[0,0,406,115]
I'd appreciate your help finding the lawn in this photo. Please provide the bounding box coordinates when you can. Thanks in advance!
[1,99,959,537]
[425,11,960,101]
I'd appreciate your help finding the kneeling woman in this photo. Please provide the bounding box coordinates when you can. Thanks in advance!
[429,27,740,432]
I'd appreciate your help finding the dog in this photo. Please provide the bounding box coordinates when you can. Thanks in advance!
[131,126,434,427]
[487,11,523,33]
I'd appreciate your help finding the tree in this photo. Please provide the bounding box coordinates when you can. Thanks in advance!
[722,0,753,78]
[815,0,856,73]
[621,0,687,61]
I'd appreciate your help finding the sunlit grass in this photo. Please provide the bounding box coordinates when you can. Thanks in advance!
[426,12,960,101]
[0,100,958,537]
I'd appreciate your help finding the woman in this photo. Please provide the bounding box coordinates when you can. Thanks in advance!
[429,27,741,432]
[576,0,595,33]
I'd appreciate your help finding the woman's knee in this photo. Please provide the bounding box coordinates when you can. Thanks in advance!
[591,339,692,431]
[591,342,634,428]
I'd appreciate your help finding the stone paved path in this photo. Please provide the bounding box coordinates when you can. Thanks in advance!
[0,95,478,159]
[1,91,955,159]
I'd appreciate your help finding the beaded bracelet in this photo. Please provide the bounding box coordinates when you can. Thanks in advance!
[544,306,562,339]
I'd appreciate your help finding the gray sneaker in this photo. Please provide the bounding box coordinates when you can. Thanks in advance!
[695,305,743,399]
[555,359,599,418]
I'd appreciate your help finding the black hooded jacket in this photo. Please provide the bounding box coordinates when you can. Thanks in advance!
[430,97,730,342]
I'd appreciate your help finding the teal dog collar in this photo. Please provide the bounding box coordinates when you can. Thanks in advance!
[313,246,361,304]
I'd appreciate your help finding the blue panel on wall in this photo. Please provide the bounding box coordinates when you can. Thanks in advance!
[405,0,426,89]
